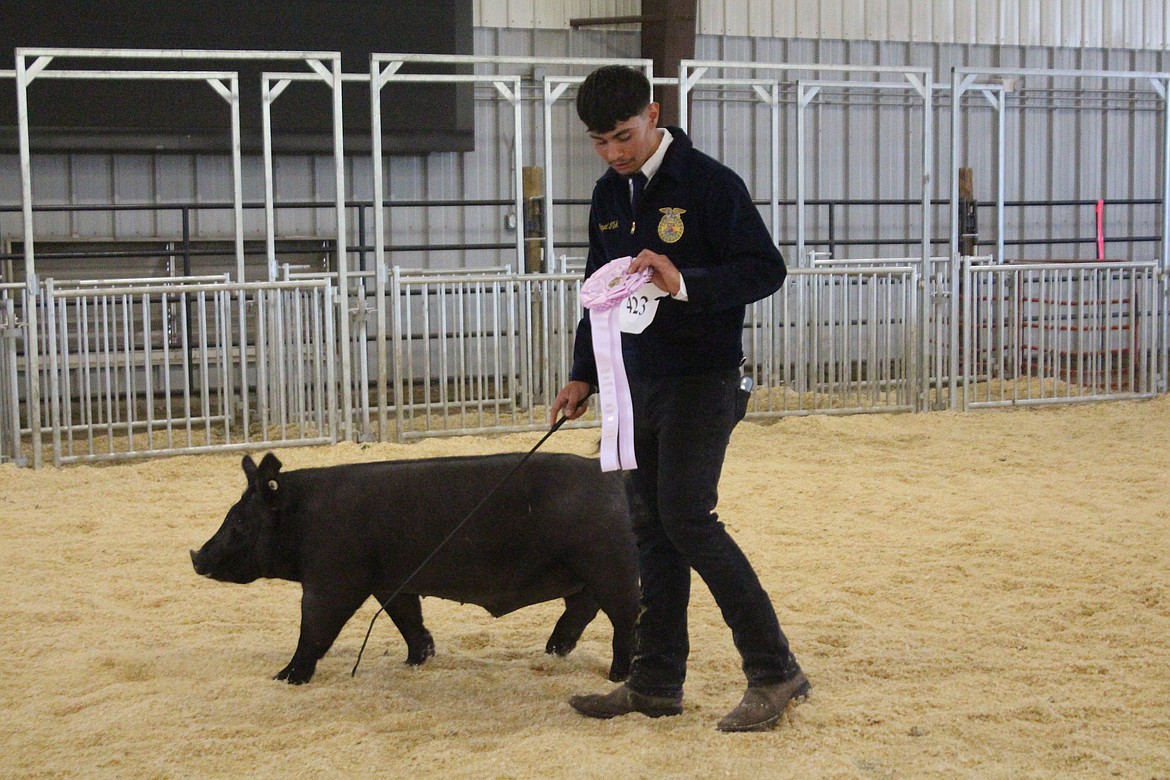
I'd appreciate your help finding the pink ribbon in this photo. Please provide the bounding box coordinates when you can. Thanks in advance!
[579,256,651,471]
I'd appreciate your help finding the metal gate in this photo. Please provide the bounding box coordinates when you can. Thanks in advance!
[743,265,921,416]
[962,260,1161,408]
[0,283,28,465]
[387,269,585,440]
[39,278,337,464]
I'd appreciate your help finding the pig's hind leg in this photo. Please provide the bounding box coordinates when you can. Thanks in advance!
[572,559,638,683]
[373,589,435,666]
[545,589,600,659]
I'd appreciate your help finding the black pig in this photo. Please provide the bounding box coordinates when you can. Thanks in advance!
[191,451,639,684]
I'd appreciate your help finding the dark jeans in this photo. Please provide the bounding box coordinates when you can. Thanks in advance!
[624,369,793,698]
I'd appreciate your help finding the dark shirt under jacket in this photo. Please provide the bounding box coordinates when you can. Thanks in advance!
[570,127,787,384]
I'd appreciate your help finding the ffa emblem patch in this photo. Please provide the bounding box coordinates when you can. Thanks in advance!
[657,208,686,243]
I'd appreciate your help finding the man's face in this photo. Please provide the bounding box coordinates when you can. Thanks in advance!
[587,103,661,177]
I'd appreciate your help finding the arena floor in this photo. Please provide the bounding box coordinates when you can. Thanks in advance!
[2,398,1168,778]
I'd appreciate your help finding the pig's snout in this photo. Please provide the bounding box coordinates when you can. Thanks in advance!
[190,548,210,576]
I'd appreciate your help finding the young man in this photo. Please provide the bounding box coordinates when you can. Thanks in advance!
[550,64,809,732]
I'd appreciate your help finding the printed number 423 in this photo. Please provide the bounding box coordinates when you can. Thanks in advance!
[625,295,648,316]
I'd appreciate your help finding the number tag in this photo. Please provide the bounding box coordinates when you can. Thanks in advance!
[619,281,669,334]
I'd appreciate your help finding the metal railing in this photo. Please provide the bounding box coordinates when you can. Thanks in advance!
[0,283,28,464]
[1,258,1165,466]
[388,270,584,440]
[742,266,920,416]
[962,260,1161,409]
[39,278,336,464]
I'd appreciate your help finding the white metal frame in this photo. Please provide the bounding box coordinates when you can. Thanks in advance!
[961,260,1160,410]
[258,66,353,439]
[679,59,935,409]
[14,47,345,466]
[367,54,653,441]
[539,62,658,265]
[369,57,525,442]
[950,65,1170,394]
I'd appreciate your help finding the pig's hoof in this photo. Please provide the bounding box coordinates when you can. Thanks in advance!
[545,638,578,657]
[275,663,314,685]
[405,635,435,666]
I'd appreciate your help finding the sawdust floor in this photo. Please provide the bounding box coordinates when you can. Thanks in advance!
[2,398,1169,778]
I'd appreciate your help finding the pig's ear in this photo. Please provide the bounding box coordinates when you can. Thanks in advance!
[257,453,283,505]
[242,455,258,484]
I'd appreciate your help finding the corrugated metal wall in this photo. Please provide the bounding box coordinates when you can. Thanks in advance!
[699,0,1170,50]
[486,1,1170,52]
[4,9,1170,275]
[689,37,1170,263]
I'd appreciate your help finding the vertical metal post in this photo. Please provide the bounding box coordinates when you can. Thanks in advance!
[961,258,972,411]
[224,79,249,446]
[916,71,934,412]
[1160,77,1170,393]
[371,59,389,440]
[769,82,781,242]
[996,91,1006,264]
[15,52,42,466]
[502,80,525,272]
[324,281,338,442]
[390,266,405,442]
[796,82,808,267]
[951,69,964,266]
[44,280,60,466]
[951,69,965,410]
[542,80,571,271]
[948,253,961,408]
[220,78,245,283]
[262,76,283,281]
[331,55,352,442]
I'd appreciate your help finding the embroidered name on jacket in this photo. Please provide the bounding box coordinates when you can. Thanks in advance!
[599,220,619,231]
[657,208,686,243]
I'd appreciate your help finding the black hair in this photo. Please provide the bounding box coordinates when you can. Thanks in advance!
[576,65,652,133]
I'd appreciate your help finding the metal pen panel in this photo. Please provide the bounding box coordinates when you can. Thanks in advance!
[962,260,1159,408]
[742,265,918,418]
[39,279,335,463]
[0,285,26,463]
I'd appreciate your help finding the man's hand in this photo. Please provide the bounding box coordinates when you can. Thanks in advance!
[627,249,681,295]
[551,380,594,426]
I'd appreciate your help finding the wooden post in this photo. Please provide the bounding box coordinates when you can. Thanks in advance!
[959,167,978,257]
[522,166,545,402]
[522,166,544,273]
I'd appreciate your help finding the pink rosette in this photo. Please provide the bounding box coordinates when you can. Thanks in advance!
[580,256,652,312]
[579,256,649,472]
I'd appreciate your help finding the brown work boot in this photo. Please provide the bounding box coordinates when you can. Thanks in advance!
[716,671,811,732]
[569,683,683,720]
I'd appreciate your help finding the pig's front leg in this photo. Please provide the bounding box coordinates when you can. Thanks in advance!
[276,587,368,684]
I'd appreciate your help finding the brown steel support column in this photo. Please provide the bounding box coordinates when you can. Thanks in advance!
[640,0,696,127]
[568,1,697,127]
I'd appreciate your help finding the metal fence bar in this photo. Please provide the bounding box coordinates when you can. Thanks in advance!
[742,267,919,417]
[34,279,335,464]
[962,261,1159,409]
[6,260,1165,465]
[0,286,23,460]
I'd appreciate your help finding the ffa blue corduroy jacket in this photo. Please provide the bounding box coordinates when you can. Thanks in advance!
[570,127,787,383]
